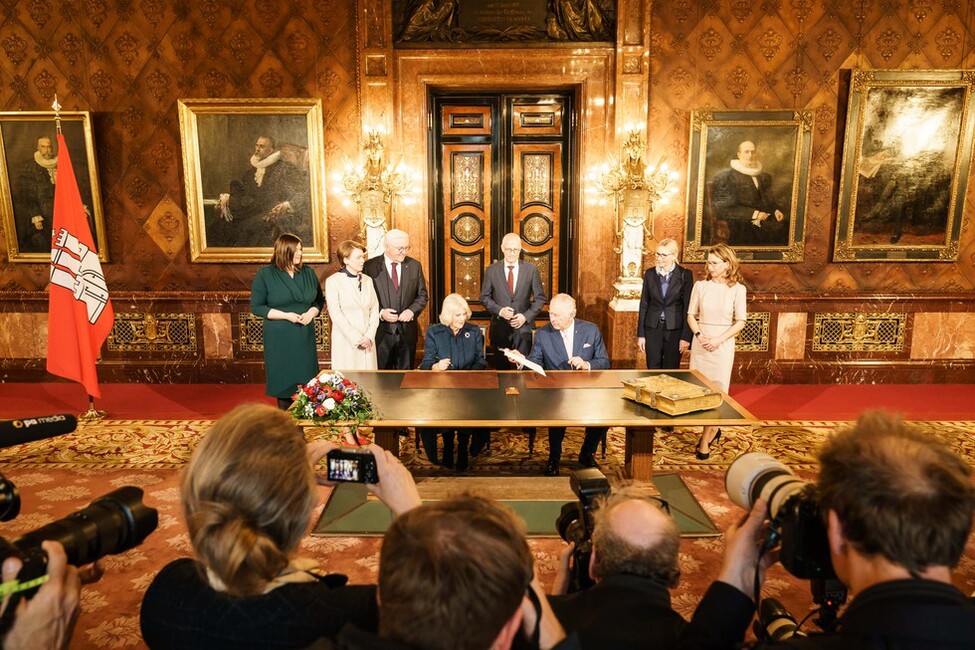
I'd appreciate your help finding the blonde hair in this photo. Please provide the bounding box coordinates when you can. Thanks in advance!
[439,293,471,326]
[181,404,317,596]
[705,243,744,287]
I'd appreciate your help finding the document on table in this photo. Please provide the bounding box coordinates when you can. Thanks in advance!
[501,348,546,376]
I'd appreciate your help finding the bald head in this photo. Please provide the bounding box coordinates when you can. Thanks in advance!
[591,491,680,586]
[608,499,677,550]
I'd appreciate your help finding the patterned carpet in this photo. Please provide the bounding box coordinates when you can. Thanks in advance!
[1,419,974,649]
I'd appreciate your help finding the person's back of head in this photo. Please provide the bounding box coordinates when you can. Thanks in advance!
[378,496,533,650]
[818,410,975,574]
[590,487,681,587]
[181,403,317,596]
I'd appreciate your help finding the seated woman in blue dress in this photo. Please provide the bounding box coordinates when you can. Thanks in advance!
[418,293,488,471]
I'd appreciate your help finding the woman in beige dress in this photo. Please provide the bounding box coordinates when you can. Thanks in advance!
[325,240,379,371]
[687,243,747,459]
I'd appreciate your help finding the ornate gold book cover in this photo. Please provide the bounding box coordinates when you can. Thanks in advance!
[621,375,722,416]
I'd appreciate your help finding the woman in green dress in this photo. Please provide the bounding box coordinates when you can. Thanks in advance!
[251,233,324,409]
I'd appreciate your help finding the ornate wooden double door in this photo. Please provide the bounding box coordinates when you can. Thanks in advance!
[429,91,575,324]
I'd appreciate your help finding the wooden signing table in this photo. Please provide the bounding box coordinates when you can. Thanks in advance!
[340,369,757,480]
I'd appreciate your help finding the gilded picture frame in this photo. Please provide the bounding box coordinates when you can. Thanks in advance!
[178,98,329,263]
[684,109,813,263]
[0,111,108,263]
[833,69,975,262]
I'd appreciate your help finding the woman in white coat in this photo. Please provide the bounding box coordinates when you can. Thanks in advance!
[325,240,379,370]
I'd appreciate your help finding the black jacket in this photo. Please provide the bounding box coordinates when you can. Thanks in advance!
[684,578,975,650]
[550,574,689,649]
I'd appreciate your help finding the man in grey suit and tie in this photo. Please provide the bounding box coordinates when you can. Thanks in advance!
[637,238,693,369]
[480,232,548,369]
[508,294,610,476]
[362,229,428,369]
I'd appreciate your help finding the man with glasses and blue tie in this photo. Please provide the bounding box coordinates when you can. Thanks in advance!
[637,238,693,370]
[363,229,428,369]
[481,232,548,370]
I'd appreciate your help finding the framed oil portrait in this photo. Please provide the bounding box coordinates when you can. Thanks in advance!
[684,109,813,263]
[0,111,108,263]
[178,98,329,263]
[834,69,975,262]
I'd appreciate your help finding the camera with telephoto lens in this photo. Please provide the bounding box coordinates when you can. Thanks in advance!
[0,415,159,634]
[554,468,611,593]
[0,483,158,635]
[726,452,848,638]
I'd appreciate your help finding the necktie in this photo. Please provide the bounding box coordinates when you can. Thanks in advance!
[507,265,515,295]
[391,262,399,291]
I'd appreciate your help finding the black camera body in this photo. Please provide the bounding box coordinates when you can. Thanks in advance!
[726,452,847,636]
[326,448,379,483]
[554,468,611,593]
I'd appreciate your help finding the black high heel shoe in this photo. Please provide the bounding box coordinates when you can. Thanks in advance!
[694,429,722,461]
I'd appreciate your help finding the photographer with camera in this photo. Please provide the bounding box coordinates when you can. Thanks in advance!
[0,415,154,650]
[687,411,975,649]
[322,495,574,650]
[549,486,688,648]
[140,404,422,649]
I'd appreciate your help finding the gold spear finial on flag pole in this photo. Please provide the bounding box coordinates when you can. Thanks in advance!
[52,95,62,134]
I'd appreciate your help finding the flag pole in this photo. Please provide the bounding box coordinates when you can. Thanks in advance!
[79,395,106,422]
[52,94,62,133]
[50,95,110,422]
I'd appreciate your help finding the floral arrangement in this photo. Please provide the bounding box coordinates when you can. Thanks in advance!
[290,371,377,437]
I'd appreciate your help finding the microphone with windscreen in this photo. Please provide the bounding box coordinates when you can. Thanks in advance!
[0,414,78,449]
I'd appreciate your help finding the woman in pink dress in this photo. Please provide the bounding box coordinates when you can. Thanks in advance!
[687,243,747,459]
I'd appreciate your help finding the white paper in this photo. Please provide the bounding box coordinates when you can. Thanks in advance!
[501,348,546,376]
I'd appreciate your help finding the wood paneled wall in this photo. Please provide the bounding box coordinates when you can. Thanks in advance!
[1,1,974,383]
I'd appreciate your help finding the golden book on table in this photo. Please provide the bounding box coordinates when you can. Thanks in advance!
[621,375,722,416]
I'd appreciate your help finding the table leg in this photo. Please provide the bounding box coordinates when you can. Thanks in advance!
[625,426,655,480]
[373,426,400,456]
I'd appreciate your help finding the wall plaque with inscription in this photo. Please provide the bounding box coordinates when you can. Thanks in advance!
[393,0,616,44]
[458,0,547,32]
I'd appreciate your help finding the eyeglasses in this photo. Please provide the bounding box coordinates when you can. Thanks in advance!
[655,251,674,258]
[390,245,410,253]
[501,247,521,253]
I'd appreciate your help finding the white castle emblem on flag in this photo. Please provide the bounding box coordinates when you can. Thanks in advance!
[50,228,109,324]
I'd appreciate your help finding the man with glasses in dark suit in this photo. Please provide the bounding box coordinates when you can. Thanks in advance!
[481,232,548,369]
[363,229,428,369]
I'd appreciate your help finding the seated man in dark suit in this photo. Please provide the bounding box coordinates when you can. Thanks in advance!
[507,293,610,476]
[550,487,687,649]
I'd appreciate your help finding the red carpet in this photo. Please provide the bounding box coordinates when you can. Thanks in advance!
[3,382,975,420]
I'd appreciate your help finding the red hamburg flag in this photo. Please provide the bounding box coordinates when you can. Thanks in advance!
[46,133,113,398]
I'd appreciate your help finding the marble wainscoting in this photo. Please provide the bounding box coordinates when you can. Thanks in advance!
[605,294,975,384]
[3,292,975,383]
[0,291,328,383]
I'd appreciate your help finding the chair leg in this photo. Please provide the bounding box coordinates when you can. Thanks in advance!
[528,427,536,456]
[600,429,608,458]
